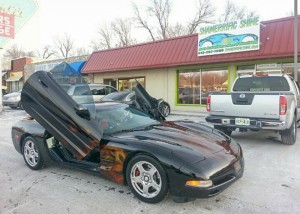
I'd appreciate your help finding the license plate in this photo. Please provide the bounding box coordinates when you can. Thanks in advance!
[234,161,242,173]
[235,118,250,126]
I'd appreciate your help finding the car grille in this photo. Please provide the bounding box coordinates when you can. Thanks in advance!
[212,164,237,186]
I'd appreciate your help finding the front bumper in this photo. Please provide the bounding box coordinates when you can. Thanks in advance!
[3,100,20,108]
[168,145,245,199]
[206,115,286,130]
[174,158,244,198]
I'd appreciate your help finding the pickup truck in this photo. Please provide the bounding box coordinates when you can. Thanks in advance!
[206,74,300,145]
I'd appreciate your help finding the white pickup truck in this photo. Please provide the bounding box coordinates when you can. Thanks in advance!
[206,74,300,145]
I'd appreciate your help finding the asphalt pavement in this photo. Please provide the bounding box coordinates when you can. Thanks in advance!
[0,106,299,214]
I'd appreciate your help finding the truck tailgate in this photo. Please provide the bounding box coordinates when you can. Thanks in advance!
[210,93,280,119]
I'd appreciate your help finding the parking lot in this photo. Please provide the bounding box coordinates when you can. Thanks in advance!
[0,107,299,214]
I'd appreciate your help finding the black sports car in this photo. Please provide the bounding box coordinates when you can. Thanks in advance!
[11,71,244,203]
[101,91,171,117]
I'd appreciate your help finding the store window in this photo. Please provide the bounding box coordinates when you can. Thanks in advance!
[178,70,201,104]
[118,77,145,91]
[104,79,117,89]
[282,63,300,81]
[178,68,228,105]
[237,65,255,76]
[256,63,281,74]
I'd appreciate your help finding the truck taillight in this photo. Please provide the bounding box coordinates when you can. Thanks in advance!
[279,96,287,115]
[206,95,211,112]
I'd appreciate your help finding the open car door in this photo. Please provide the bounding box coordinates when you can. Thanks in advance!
[133,82,165,121]
[21,71,102,160]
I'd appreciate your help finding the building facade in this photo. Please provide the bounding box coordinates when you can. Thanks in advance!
[82,16,300,112]
[24,55,90,83]
[6,57,32,92]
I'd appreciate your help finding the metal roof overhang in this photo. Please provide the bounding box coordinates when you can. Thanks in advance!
[6,75,23,82]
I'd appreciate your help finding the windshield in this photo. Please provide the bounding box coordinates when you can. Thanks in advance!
[102,92,129,101]
[93,105,159,134]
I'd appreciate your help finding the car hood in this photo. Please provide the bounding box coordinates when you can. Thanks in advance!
[112,121,233,163]
[4,92,21,98]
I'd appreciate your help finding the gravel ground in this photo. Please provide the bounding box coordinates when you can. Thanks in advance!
[0,107,299,214]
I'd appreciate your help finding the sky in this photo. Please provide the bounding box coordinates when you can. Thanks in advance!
[2,0,298,54]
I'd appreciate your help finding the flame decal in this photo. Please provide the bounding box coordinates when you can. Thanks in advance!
[99,145,127,184]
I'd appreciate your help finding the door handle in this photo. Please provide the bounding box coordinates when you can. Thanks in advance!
[39,79,48,88]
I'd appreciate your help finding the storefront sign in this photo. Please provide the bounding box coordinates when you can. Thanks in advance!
[0,0,38,48]
[198,17,260,56]
[0,13,14,38]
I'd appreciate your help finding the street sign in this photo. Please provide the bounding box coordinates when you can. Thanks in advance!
[0,0,38,48]
[0,13,15,38]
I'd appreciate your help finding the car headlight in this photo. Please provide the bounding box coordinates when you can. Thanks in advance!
[186,180,213,188]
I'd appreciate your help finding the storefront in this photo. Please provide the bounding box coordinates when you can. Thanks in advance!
[5,71,23,92]
[82,16,300,112]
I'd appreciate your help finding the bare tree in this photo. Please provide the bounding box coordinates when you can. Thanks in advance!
[90,39,102,51]
[55,34,74,58]
[92,19,136,50]
[132,2,156,41]
[4,44,24,59]
[167,23,187,37]
[75,47,91,56]
[186,0,215,34]
[220,0,256,23]
[91,24,115,50]
[149,0,171,39]
[133,0,215,39]
[3,44,35,59]
[133,0,171,41]
[111,19,136,47]
[36,45,56,59]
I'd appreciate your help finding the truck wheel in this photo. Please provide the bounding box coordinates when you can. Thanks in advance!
[280,116,297,145]
[214,125,232,136]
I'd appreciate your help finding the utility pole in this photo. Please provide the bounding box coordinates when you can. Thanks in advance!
[295,0,298,81]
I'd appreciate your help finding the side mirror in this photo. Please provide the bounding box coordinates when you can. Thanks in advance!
[74,104,90,120]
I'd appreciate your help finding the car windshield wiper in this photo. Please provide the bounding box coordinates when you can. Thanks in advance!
[115,123,161,133]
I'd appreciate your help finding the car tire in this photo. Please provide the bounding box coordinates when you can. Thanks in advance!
[22,136,44,170]
[280,116,297,145]
[126,155,168,204]
[214,125,232,136]
[159,102,170,117]
[18,102,23,110]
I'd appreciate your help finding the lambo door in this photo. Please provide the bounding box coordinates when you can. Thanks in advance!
[133,82,165,121]
[21,71,102,160]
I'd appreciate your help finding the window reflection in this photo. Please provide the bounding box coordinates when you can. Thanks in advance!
[118,77,145,91]
[178,68,228,105]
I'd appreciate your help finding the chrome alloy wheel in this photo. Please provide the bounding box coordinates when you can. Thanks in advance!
[24,140,39,167]
[130,161,162,199]
[162,105,170,117]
